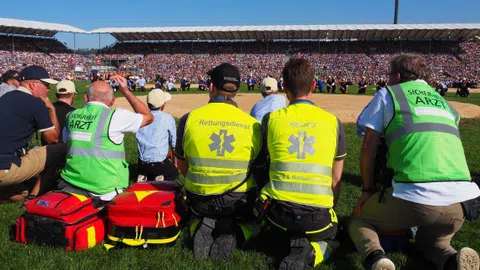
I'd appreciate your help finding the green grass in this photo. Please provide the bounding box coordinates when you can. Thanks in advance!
[1,83,479,269]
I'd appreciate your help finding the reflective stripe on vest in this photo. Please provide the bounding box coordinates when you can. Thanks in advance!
[187,157,250,184]
[187,172,248,185]
[68,108,123,158]
[188,157,251,169]
[270,162,332,176]
[264,179,333,196]
[386,84,460,144]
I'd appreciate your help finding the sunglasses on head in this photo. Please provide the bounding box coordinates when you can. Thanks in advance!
[35,80,50,88]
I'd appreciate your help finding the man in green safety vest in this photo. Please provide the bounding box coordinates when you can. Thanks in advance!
[58,76,153,201]
[350,54,480,270]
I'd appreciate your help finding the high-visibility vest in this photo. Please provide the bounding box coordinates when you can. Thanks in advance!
[385,81,471,183]
[183,102,261,195]
[261,102,338,208]
[61,104,128,194]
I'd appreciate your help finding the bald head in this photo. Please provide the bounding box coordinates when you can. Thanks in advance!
[86,81,114,106]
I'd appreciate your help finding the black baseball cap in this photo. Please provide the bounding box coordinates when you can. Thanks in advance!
[18,65,58,84]
[2,70,20,83]
[207,63,240,92]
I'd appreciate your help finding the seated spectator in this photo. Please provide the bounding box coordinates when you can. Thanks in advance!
[0,66,66,202]
[435,80,448,96]
[0,70,21,98]
[250,77,287,122]
[58,76,153,201]
[358,77,368,94]
[136,74,146,92]
[198,79,207,91]
[136,89,178,182]
[456,79,470,98]
[326,76,336,93]
[41,80,76,146]
[376,78,387,91]
[166,80,177,92]
[316,77,324,93]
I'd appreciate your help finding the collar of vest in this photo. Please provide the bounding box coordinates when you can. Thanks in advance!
[289,100,315,106]
[208,97,238,107]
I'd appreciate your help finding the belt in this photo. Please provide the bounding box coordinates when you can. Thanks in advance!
[14,147,28,158]
[139,159,167,166]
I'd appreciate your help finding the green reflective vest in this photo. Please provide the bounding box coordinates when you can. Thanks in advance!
[61,104,129,194]
[385,81,471,183]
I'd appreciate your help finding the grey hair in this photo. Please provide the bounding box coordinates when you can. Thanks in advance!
[87,83,114,103]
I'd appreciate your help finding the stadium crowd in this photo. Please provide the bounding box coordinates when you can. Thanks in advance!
[1,53,480,270]
[0,36,479,87]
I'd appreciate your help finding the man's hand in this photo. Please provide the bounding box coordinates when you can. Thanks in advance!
[110,75,128,93]
[352,192,373,217]
[40,96,55,111]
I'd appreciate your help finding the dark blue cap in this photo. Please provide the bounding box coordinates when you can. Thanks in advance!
[18,66,58,84]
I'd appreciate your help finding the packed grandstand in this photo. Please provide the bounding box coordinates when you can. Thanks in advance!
[0,18,479,86]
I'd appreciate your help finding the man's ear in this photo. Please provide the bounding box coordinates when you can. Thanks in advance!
[84,94,88,104]
[311,81,316,93]
[110,96,116,107]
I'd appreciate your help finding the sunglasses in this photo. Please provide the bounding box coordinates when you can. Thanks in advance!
[35,80,50,88]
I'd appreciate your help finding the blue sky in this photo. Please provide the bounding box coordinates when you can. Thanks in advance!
[0,0,479,49]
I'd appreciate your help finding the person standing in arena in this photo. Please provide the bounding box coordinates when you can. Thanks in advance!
[0,66,66,202]
[58,76,153,201]
[247,75,255,91]
[250,77,287,122]
[326,76,336,93]
[350,54,480,270]
[136,89,178,182]
[175,63,264,260]
[258,59,346,269]
[358,77,368,94]
[0,70,21,98]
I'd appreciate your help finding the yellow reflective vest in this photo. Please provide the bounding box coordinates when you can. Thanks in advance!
[184,102,262,195]
[261,101,338,208]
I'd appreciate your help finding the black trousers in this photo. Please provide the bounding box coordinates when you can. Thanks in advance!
[39,143,68,195]
[137,158,179,181]
[266,202,337,242]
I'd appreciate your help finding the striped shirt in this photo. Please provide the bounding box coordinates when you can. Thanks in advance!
[250,94,287,122]
[136,110,176,162]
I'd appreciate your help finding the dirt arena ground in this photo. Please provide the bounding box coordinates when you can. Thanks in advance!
[113,93,480,123]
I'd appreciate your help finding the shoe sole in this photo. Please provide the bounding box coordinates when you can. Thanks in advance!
[209,234,236,260]
[278,238,312,270]
[372,258,395,270]
[193,217,215,259]
[457,247,480,270]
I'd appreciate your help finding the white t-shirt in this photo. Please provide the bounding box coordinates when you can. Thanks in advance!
[63,101,143,144]
[357,80,480,206]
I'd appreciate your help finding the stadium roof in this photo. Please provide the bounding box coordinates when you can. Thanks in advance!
[0,18,87,37]
[90,23,480,41]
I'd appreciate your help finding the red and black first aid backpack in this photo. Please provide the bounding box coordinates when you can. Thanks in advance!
[11,191,106,251]
[105,181,188,249]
